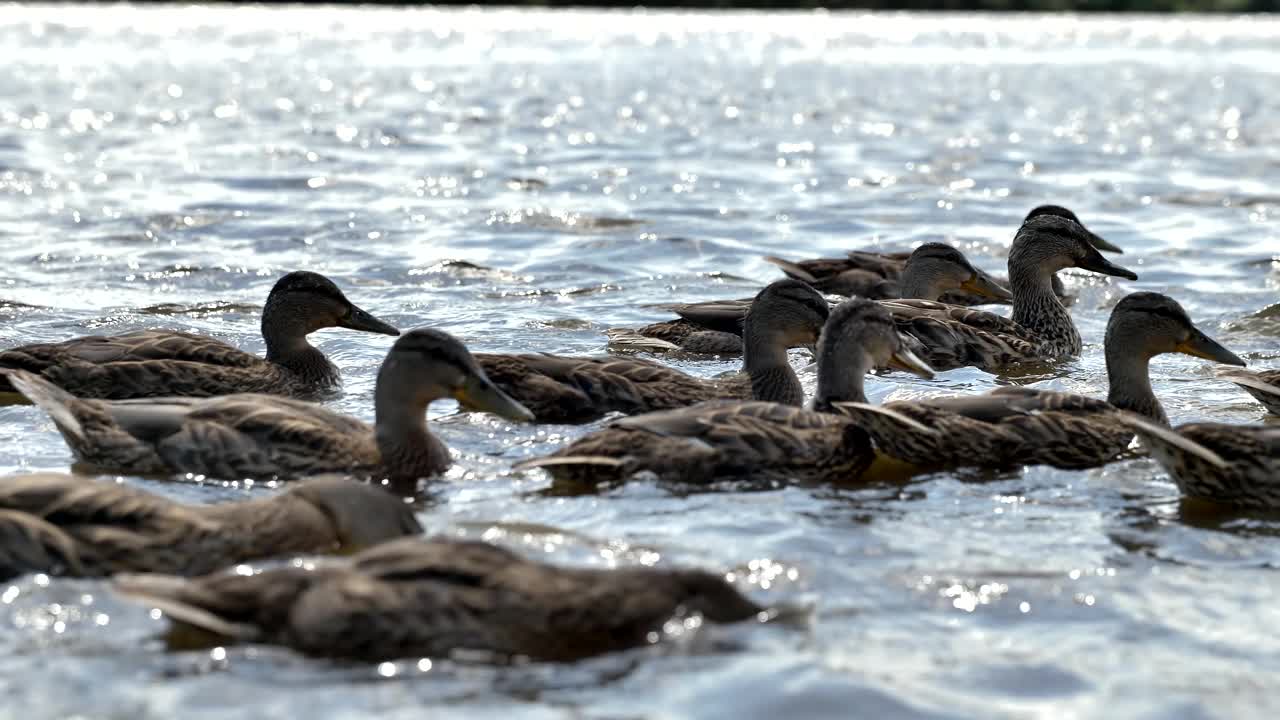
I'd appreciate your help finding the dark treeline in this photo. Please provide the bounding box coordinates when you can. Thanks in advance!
[274,0,1277,10]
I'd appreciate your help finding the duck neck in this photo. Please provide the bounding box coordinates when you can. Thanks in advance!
[374,379,450,483]
[741,316,803,406]
[262,314,339,385]
[1009,264,1080,353]
[1105,343,1168,425]
[813,352,869,414]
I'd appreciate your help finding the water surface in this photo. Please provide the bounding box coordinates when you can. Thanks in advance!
[1,6,1279,719]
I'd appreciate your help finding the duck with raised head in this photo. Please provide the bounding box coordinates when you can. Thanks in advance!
[112,536,764,662]
[2,328,533,484]
[765,204,1121,306]
[0,475,421,581]
[885,214,1137,372]
[0,271,400,400]
[609,242,1010,357]
[836,292,1246,471]
[521,299,935,485]
[471,279,830,423]
[1216,367,1280,415]
[1121,415,1280,510]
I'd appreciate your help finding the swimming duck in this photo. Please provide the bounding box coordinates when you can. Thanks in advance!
[521,299,935,485]
[113,536,764,662]
[0,475,421,581]
[1216,368,1280,415]
[609,242,1010,356]
[1121,415,1280,510]
[885,214,1137,372]
[764,204,1121,306]
[2,328,533,484]
[0,271,400,400]
[835,292,1246,471]
[472,279,830,423]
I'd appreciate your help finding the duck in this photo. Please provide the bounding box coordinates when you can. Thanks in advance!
[0,271,400,400]
[884,214,1137,372]
[764,204,1122,306]
[608,242,1011,357]
[112,535,764,662]
[471,279,830,423]
[520,298,935,485]
[1216,367,1280,415]
[2,328,533,484]
[1120,415,1280,510]
[835,292,1246,471]
[0,474,421,581]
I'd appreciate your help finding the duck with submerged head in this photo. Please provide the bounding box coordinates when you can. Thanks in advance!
[521,298,935,485]
[0,474,421,581]
[0,271,400,400]
[2,328,533,485]
[611,241,1010,357]
[765,204,1121,307]
[836,292,1246,471]
[112,535,765,662]
[472,279,830,423]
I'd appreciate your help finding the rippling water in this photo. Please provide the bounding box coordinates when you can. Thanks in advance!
[1,5,1279,718]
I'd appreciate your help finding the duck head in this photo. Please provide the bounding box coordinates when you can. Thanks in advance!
[813,298,934,410]
[263,271,400,340]
[1009,215,1138,282]
[377,328,534,423]
[742,278,831,350]
[1106,292,1245,368]
[900,242,1012,302]
[1025,204,1123,254]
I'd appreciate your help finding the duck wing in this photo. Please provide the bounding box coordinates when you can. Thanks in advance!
[476,353,716,423]
[533,400,865,484]
[881,300,1041,372]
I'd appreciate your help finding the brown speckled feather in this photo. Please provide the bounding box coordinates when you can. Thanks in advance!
[1128,420,1280,509]
[537,400,871,484]
[881,300,1045,372]
[1219,368,1280,415]
[474,353,746,423]
[0,474,421,580]
[7,370,390,480]
[113,536,762,662]
[0,330,334,399]
[839,387,1135,471]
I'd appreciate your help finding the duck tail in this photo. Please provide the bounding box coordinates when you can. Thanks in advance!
[0,369,85,442]
[762,256,819,283]
[0,509,86,578]
[1216,368,1280,397]
[1117,414,1228,470]
[113,573,262,644]
[604,329,680,353]
[830,402,939,436]
[514,455,626,471]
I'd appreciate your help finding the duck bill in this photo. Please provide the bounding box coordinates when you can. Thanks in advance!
[1075,250,1138,281]
[888,346,936,380]
[455,373,535,422]
[340,306,401,336]
[960,271,1014,301]
[1084,228,1124,254]
[1175,328,1247,367]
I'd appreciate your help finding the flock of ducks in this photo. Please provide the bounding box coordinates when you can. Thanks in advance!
[1,205,1277,664]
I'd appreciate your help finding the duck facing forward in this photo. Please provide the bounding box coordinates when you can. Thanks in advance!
[3,328,533,484]
[0,271,399,400]
[1121,415,1280,509]
[113,536,764,662]
[612,242,1010,356]
[0,475,421,581]
[885,214,1137,372]
[765,205,1122,306]
[473,279,830,423]
[522,298,934,485]
[836,292,1246,471]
